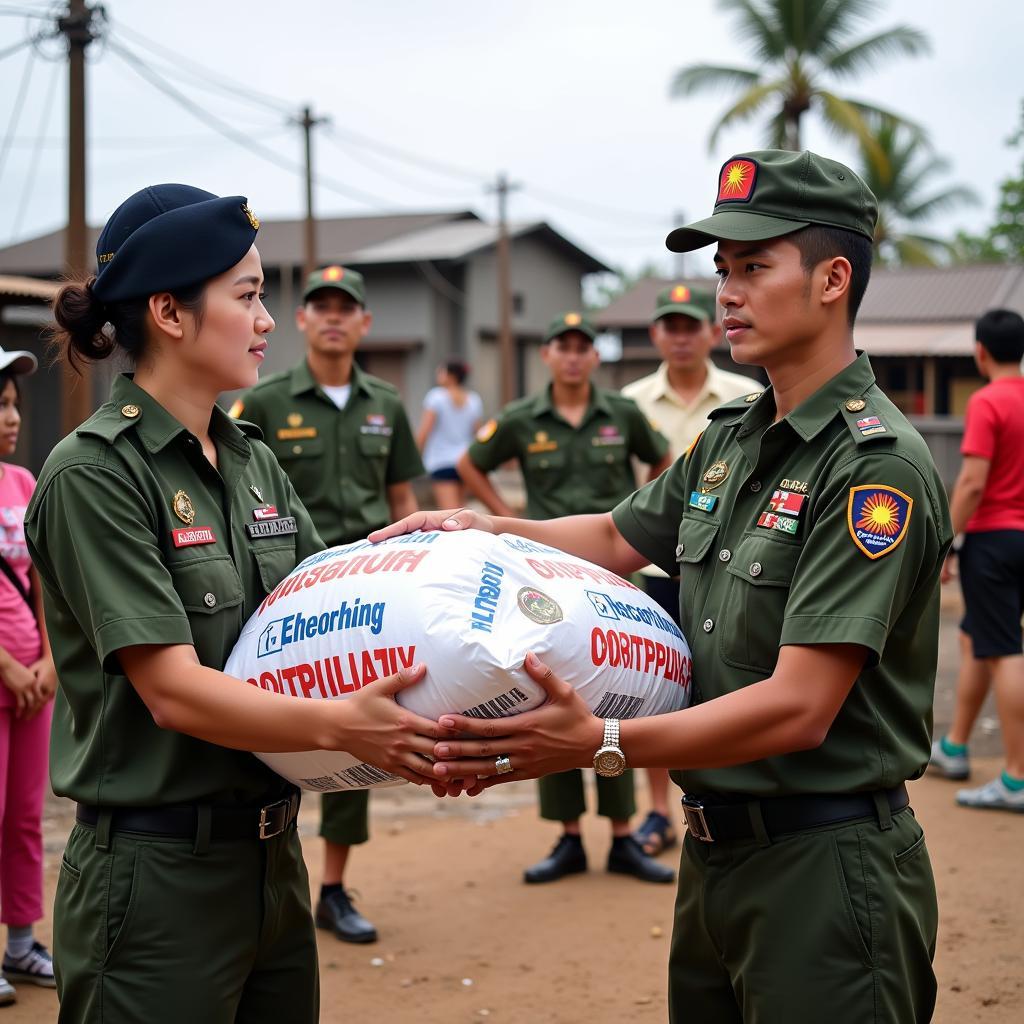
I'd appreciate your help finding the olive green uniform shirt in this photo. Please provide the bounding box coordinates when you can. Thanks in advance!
[234,360,424,546]
[466,384,668,520]
[25,375,324,806]
[612,354,952,796]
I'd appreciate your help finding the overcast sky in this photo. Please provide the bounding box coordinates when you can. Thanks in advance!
[0,0,1019,279]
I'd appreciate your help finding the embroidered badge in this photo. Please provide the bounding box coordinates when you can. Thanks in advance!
[477,419,497,443]
[227,399,244,419]
[717,158,758,203]
[767,489,806,517]
[528,431,559,454]
[689,491,718,513]
[847,485,913,560]
[683,430,703,460]
[756,511,799,535]
[670,284,691,303]
[700,460,729,493]
[172,490,195,526]
[563,312,582,327]
[287,413,303,428]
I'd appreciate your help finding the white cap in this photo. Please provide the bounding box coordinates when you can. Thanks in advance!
[0,346,37,376]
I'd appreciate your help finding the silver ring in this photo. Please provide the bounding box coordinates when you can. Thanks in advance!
[494,755,513,775]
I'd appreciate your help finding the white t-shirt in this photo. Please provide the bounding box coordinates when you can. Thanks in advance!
[421,387,484,472]
[320,384,351,409]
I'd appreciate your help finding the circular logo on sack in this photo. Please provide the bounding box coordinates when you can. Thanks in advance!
[517,587,563,625]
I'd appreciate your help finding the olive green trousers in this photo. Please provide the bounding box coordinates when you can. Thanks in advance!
[54,820,318,1023]
[319,788,370,845]
[668,806,937,1023]
[538,768,636,822]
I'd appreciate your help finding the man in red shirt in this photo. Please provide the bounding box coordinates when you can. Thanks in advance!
[931,308,1024,811]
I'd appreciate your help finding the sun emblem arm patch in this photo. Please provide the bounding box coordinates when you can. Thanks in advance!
[476,418,498,443]
[847,485,913,559]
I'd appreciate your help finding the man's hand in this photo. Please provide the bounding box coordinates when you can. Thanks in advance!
[368,507,496,544]
[429,652,604,795]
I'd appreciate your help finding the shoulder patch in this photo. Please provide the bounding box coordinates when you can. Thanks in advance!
[683,430,703,461]
[847,485,913,559]
[228,399,244,419]
[476,418,498,443]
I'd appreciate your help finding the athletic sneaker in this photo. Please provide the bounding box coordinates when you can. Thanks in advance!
[0,975,15,1006]
[1,941,55,989]
[956,776,1024,813]
[928,737,969,780]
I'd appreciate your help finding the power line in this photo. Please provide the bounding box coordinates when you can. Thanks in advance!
[9,53,59,242]
[109,19,295,117]
[522,185,669,227]
[0,45,34,189]
[0,34,32,62]
[107,39,400,209]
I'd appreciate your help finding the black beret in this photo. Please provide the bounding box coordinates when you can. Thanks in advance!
[91,184,260,303]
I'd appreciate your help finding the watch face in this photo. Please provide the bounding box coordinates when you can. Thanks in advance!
[594,748,626,777]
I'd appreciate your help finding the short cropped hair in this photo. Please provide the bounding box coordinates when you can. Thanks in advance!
[788,225,873,326]
[975,308,1024,365]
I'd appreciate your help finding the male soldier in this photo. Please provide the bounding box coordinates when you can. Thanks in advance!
[621,283,754,855]
[392,150,950,1022]
[930,309,1024,811]
[232,265,424,943]
[457,311,674,884]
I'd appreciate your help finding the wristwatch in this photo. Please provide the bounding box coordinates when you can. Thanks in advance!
[593,719,627,777]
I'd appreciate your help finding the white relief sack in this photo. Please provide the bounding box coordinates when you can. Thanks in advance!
[225,530,693,792]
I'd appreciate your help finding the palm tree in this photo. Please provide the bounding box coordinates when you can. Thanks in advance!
[671,0,930,167]
[861,118,978,266]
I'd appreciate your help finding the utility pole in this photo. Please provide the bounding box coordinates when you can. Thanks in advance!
[487,171,520,404]
[58,0,103,432]
[296,105,327,279]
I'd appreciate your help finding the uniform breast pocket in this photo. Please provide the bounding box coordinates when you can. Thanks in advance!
[252,541,298,595]
[524,449,567,490]
[585,444,629,496]
[168,556,244,666]
[676,515,721,634]
[275,437,326,491]
[719,534,802,675]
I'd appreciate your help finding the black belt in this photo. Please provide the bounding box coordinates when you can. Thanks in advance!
[681,785,909,844]
[75,791,300,842]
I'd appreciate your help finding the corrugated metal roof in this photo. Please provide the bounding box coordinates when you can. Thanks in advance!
[0,211,479,275]
[0,275,60,300]
[595,265,1024,335]
[346,220,611,273]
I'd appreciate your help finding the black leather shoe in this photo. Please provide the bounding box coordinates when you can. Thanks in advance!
[315,888,379,943]
[607,836,676,883]
[523,835,587,884]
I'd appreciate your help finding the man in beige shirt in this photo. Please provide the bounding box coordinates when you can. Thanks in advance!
[621,282,756,855]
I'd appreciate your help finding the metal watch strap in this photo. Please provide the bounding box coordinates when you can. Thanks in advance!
[603,718,620,750]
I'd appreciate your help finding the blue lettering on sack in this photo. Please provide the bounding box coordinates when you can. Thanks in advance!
[585,590,683,640]
[471,561,505,633]
[258,598,386,657]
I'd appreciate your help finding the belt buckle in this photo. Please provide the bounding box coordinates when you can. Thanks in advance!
[681,796,714,843]
[258,798,290,840]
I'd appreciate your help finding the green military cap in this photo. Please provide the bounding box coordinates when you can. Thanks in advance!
[544,310,596,343]
[653,282,715,323]
[666,149,878,253]
[302,264,367,305]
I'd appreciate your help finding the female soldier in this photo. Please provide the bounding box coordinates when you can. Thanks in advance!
[28,184,444,1023]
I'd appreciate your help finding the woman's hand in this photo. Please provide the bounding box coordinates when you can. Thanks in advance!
[429,652,604,795]
[329,663,460,787]
[1,659,44,719]
[367,507,495,544]
[30,656,57,704]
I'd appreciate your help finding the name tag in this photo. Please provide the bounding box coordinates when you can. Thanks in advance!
[172,526,217,548]
[245,516,298,540]
[359,424,393,437]
[689,491,718,513]
[277,427,318,440]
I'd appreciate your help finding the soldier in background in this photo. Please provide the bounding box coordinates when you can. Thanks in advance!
[232,266,424,943]
[621,283,755,855]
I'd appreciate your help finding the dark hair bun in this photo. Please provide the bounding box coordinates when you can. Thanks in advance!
[50,279,115,370]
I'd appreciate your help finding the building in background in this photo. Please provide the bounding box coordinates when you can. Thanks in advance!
[0,211,609,471]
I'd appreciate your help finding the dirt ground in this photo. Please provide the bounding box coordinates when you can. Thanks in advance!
[5,601,1023,1024]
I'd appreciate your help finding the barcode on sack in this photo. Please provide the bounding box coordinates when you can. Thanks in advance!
[300,775,338,791]
[593,692,645,719]
[335,763,400,787]
[462,686,530,719]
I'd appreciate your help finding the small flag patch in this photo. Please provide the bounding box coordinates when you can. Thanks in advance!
[757,511,799,535]
[767,490,805,517]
